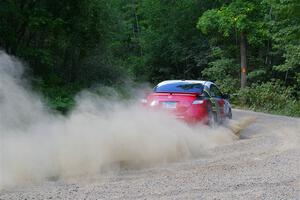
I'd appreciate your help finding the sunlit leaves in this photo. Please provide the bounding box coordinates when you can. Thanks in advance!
[197,0,268,43]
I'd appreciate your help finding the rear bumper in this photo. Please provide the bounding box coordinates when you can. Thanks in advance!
[175,106,209,124]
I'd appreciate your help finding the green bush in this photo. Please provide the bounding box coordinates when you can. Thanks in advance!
[235,81,300,117]
[284,100,300,117]
[33,80,80,113]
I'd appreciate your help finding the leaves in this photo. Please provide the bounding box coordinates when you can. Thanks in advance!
[0,0,299,115]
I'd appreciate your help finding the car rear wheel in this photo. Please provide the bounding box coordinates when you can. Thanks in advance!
[208,109,218,128]
[228,108,232,119]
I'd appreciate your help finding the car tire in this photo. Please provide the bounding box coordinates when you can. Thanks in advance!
[208,109,218,128]
[228,108,232,119]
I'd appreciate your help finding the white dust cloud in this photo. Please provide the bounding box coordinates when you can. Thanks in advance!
[0,51,238,188]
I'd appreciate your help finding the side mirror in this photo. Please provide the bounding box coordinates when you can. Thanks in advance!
[222,93,230,99]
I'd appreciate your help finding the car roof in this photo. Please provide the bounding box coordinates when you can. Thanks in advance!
[156,80,214,88]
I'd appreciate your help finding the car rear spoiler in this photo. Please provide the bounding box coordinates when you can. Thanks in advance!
[152,92,200,96]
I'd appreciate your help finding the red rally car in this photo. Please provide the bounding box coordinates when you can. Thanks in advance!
[143,80,232,126]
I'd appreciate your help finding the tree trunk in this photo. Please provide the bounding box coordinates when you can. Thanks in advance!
[240,32,247,88]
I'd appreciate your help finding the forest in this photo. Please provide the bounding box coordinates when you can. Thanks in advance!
[0,0,299,116]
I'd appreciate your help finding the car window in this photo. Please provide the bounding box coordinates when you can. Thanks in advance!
[154,83,204,93]
[210,85,222,98]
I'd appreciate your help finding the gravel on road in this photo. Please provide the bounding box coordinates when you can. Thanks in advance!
[1,109,299,200]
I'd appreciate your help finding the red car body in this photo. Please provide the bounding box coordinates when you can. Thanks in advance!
[143,80,232,125]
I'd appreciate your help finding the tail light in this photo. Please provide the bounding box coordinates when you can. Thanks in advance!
[150,100,159,106]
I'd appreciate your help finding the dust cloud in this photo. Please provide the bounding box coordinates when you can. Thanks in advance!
[0,51,240,188]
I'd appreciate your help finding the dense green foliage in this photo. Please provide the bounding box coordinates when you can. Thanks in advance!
[236,81,300,116]
[0,0,299,116]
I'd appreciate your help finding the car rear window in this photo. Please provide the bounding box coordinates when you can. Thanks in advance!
[154,82,204,93]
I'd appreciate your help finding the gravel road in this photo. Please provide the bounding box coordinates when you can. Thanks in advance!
[1,109,299,200]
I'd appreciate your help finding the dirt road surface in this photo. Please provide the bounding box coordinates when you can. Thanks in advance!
[0,109,299,200]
